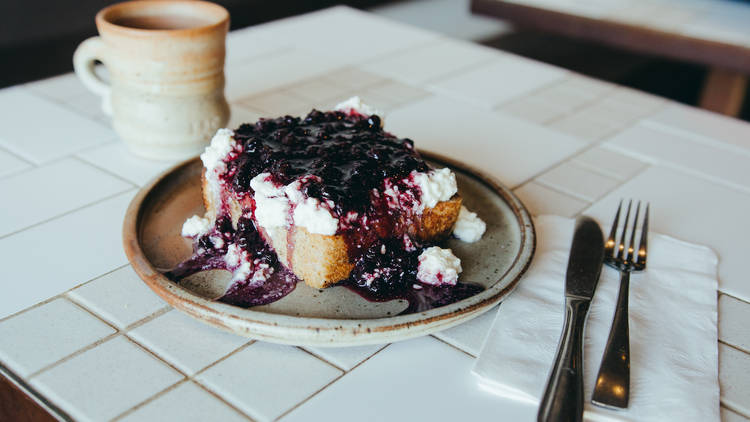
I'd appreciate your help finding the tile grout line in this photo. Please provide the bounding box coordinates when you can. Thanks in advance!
[108,339,258,422]
[0,361,74,422]
[605,142,750,196]
[191,381,257,422]
[191,341,256,379]
[27,332,122,379]
[721,398,750,420]
[296,347,346,373]
[275,343,392,421]
[430,334,477,359]
[70,154,140,188]
[719,339,750,358]
[720,291,750,307]
[23,85,110,127]
[109,379,189,422]
[0,187,136,240]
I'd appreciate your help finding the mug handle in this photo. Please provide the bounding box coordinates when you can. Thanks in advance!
[73,36,112,116]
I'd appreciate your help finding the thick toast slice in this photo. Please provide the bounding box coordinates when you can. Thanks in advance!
[202,174,462,288]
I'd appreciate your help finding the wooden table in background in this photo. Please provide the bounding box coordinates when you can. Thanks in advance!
[471,0,750,116]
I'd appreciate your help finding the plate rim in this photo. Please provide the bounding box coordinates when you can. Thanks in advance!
[123,150,536,346]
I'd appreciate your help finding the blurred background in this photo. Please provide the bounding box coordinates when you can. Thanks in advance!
[3,0,749,121]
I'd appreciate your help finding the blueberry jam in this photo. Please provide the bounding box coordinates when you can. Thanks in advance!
[166,109,484,313]
[167,216,298,307]
[225,110,428,215]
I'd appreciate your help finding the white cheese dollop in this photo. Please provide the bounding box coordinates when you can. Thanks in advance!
[293,197,339,235]
[417,246,462,286]
[181,215,211,237]
[200,128,237,213]
[453,206,486,243]
[250,173,290,228]
[334,96,384,123]
[412,168,458,212]
[200,128,236,174]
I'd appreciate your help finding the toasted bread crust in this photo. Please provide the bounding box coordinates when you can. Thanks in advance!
[201,173,461,288]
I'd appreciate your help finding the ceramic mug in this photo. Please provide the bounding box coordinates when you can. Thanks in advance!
[74,0,230,160]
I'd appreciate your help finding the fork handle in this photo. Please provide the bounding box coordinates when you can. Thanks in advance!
[592,271,631,409]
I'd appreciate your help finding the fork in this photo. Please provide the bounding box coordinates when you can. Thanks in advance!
[591,200,649,409]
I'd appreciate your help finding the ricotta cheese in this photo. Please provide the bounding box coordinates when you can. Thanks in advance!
[417,246,462,286]
[453,206,486,243]
[412,168,458,211]
[181,215,211,237]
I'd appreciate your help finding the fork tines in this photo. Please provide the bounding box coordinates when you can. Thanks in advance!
[606,200,649,271]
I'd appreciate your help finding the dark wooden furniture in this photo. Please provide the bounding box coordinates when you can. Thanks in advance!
[471,0,750,116]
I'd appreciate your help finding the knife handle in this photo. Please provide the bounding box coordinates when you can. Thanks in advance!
[538,296,590,422]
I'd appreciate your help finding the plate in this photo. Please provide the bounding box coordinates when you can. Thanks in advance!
[123,151,535,346]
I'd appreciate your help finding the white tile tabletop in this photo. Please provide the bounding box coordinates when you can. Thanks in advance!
[129,310,249,376]
[1,6,748,422]
[68,265,169,329]
[30,336,184,422]
[196,342,342,421]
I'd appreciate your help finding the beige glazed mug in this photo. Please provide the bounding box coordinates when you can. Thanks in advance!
[74,0,230,160]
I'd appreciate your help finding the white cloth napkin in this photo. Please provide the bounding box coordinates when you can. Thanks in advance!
[473,215,719,422]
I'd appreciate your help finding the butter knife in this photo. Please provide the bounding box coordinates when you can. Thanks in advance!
[538,216,605,422]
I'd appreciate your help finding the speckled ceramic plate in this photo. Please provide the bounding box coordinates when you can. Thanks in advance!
[123,151,535,347]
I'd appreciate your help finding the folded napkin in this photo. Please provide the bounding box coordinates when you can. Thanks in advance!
[473,215,719,422]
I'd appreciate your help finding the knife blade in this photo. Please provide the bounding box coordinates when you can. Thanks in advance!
[538,216,604,422]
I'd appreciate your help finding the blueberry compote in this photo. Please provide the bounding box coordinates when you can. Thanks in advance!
[167,109,483,313]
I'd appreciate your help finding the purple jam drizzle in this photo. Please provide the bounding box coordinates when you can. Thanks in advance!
[165,109,484,313]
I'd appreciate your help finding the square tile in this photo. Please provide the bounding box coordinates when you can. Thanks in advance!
[370,0,511,41]
[0,158,132,236]
[0,87,116,163]
[547,108,628,142]
[68,265,169,329]
[119,381,248,422]
[304,344,387,371]
[498,74,616,125]
[433,307,499,356]
[226,26,290,66]
[0,148,31,179]
[284,76,358,103]
[582,165,750,302]
[31,336,183,422]
[238,90,313,116]
[0,298,115,377]
[720,343,750,416]
[606,122,750,191]
[129,310,249,376]
[0,190,135,319]
[25,73,89,103]
[320,67,386,91]
[387,96,586,188]
[283,336,534,422]
[225,50,345,102]
[65,92,110,124]
[547,89,664,142]
[572,146,647,181]
[513,182,590,217]
[77,142,179,187]
[722,406,750,422]
[260,6,438,65]
[363,37,496,85]
[196,342,342,421]
[646,103,750,154]
[536,161,620,201]
[360,80,430,111]
[719,295,750,354]
[428,55,568,108]
[497,95,570,125]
